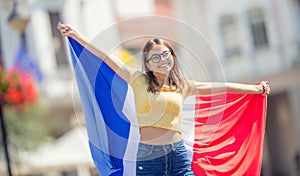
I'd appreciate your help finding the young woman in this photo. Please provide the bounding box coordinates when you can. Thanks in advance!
[57,23,270,175]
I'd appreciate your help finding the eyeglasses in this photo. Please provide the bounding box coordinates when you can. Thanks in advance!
[146,51,172,63]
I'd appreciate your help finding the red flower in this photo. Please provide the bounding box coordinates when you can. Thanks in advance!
[0,67,38,110]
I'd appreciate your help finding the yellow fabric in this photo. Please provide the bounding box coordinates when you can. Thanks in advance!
[129,71,195,132]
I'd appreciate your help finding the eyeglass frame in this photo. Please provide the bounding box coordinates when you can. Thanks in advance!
[146,51,172,63]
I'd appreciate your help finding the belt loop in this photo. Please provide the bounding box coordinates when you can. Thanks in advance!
[172,143,176,151]
[170,142,174,152]
[150,145,154,153]
[162,145,167,154]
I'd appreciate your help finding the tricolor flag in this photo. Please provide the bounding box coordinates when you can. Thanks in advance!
[68,37,267,176]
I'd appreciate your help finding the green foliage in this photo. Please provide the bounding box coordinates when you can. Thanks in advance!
[1,102,53,152]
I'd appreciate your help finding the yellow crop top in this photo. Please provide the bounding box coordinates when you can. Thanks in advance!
[129,71,195,132]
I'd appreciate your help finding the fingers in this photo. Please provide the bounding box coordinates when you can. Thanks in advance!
[57,23,68,34]
[261,81,270,96]
[57,23,73,37]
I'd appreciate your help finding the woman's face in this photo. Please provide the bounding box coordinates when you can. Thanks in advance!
[145,45,174,75]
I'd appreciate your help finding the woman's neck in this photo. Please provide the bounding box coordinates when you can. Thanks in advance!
[154,72,169,86]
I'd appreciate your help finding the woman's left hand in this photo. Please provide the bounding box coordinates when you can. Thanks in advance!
[260,81,270,96]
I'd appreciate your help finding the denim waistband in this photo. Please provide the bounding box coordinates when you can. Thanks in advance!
[138,140,184,153]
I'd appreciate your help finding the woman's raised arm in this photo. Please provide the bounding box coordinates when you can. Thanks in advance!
[191,81,270,96]
[57,23,136,83]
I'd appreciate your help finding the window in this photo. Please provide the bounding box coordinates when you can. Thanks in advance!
[248,8,269,49]
[48,11,69,67]
[219,14,242,58]
[0,26,3,66]
[61,170,77,176]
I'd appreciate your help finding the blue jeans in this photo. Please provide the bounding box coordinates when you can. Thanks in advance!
[136,140,195,176]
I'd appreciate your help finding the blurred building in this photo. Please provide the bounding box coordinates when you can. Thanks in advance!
[0,0,299,176]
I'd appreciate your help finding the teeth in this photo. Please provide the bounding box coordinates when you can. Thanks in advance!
[159,63,169,68]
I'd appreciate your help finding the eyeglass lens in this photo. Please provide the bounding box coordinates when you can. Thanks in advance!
[148,51,171,63]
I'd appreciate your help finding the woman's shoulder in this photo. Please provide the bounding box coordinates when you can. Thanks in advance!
[129,70,147,87]
[183,79,196,98]
[130,70,147,81]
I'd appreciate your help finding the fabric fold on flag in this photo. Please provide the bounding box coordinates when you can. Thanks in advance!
[186,93,267,175]
[67,37,267,176]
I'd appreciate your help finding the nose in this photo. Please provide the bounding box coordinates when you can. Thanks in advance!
[159,54,168,62]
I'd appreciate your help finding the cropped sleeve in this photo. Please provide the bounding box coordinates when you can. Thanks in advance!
[184,80,196,99]
[129,71,147,90]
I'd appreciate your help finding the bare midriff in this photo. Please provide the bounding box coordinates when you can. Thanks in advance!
[140,126,182,145]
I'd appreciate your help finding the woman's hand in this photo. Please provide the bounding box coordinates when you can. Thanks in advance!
[260,81,270,96]
[57,23,77,37]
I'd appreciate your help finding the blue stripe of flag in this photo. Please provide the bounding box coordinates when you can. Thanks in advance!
[68,38,131,175]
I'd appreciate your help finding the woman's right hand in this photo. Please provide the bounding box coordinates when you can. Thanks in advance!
[57,23,77,37]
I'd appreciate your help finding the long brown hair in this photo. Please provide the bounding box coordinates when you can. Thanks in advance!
[142,38,186,93]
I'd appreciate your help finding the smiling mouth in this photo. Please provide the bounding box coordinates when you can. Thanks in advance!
[158,63,170,69]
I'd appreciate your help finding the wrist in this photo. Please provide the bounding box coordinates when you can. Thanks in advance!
[70,30,78,38]
[258,85,264,94]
